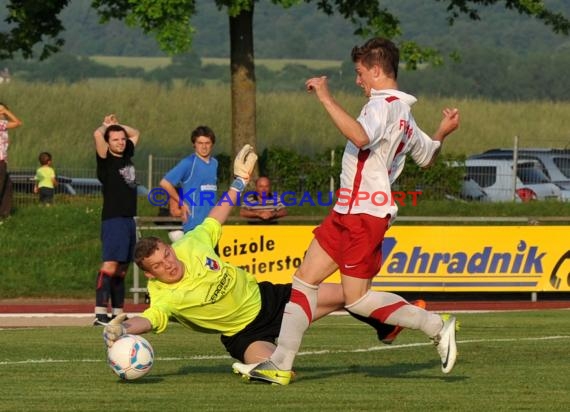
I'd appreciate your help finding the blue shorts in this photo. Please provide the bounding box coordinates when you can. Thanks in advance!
[101,217,136,263]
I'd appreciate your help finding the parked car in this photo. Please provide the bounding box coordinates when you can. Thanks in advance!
[70,177,149,197]
[471,148,570,189]
[460,176,489,201]
[464,158,561,202]
[10,172,76,195]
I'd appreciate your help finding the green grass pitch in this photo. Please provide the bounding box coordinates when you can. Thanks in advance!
[1,310,568,411]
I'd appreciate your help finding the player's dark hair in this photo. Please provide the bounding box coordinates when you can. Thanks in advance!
[103,124,128,143]
[134,236,164,271]
[191,125,216,145]
[38,152,52,165]
[351,37,399,79]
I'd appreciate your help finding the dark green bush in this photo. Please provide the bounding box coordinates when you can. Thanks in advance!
[256,147,463,200]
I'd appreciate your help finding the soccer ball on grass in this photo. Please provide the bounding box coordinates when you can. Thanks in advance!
[107,334,154,380]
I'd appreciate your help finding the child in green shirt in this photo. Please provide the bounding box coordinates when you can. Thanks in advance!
[34,152,58,205]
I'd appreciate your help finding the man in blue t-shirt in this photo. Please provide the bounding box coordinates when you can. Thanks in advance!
[160,126,218,235]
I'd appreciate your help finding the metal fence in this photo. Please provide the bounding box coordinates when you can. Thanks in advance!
[460,138,570,202]
[8,138,570,208]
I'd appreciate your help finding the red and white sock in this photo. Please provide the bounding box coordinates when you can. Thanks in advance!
[270,276,318,370]
[346,291,442,338]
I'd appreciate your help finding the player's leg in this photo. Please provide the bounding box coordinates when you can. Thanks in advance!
[233,239,338,385]
[243,283,345,360]
[313,282,418,348]
[345,285,457,373]
[95,261,118,324]
[312,283,345,321]
[339,213,457,373]
[98,217,134,322]
[347,289,457,373]
[336,213,400,339]
[242,341,276,364]
[347,299,426,344]
[233,213,342,384]
[269,238,338,369]
[345,283,440,335]
[231,283,343,368]
[110,217,136,317]
[110,263,128,318]
[224,282,290,366]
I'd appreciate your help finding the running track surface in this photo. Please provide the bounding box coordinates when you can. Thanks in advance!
[2,298,570,314]
[1,298,569,328]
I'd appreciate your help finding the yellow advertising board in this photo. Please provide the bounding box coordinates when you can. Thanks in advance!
[219,225,570,292]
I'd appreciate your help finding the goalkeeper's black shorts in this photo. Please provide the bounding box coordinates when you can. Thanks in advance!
[220,281,292,362]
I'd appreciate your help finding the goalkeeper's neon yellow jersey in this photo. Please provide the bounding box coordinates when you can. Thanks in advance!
[140,217,261,336]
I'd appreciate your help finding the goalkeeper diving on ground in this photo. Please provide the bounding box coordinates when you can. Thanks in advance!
[102,144,422,368]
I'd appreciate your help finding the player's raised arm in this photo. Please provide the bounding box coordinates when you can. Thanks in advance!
[306,76,369,148]
[423,107,460,167]
[208,144,257,225]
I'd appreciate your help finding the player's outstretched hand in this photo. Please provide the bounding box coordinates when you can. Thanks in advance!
[233,144,258,183]
[103,313,128,348]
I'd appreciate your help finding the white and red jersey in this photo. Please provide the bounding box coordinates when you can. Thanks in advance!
[333,89,440,219]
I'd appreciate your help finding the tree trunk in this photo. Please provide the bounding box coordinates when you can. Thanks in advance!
[229,6,256,158]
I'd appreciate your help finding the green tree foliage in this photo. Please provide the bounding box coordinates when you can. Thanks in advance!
[2,1,570,63]
[3,47,570,100]
[1,54,143,83]
[144,50,203,85]
[257,147,464,200]
[0,0,69,59]
[398,47,570,101]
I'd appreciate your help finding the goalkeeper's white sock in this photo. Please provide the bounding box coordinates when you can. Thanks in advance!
[270,276,318,370]
[346,291,442,338]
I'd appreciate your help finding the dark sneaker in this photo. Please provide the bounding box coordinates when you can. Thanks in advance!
[93,314,111,326]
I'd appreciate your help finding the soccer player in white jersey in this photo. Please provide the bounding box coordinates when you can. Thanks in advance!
[233,37,461,385]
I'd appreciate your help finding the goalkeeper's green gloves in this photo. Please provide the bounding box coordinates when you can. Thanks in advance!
[103,313,128,348]
[231,144,258,192]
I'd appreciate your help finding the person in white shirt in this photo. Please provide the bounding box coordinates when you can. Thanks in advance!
[233,37,461,385]
[0,102,22,218]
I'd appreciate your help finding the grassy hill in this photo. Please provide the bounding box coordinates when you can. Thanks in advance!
[90,56,342,72]
[2,81,570,171]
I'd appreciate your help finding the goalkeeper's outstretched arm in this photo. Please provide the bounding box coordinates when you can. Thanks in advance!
[208,144,257,225]
[103,315,152,347]
[122,316,152,335]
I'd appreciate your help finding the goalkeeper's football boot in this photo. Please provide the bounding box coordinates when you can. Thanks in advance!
[379,299,427,344]
[432,314,458,374]
[233,360,292,385]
